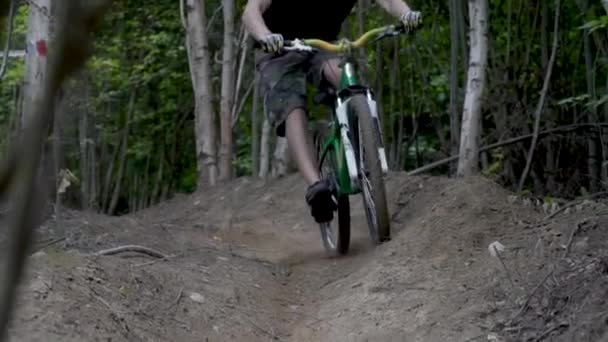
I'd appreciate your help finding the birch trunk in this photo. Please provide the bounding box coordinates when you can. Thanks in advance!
[22,0,52,126]
[271,137,289,178]
[183,0,218,186]
[457,0,489,177]
[219,0,235,180]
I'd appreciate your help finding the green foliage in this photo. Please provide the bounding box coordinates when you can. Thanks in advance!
[1,0,606,214]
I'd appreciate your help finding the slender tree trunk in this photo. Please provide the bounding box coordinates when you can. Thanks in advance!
[449,0,462,175]
[457,0,468,73]
[89,139,97,209]
[231,30,249,126]
[108,90,136,215]
[388,39,399,169]
[78,88,89,209]
[457,0,489,177]
[101,131,119,211]
[152,149,164,205]
[395,67,405,169]
[219,0,235,180]
[251,73,261,175]
[356,0,369,81]
[52,98,63,215]
[183,0,218,186]
[259,117,271,178]
[579,0,600,191]
[374,42,385,124]
[601,0,608,14]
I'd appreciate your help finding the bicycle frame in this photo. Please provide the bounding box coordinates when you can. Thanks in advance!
[318,57,389,196]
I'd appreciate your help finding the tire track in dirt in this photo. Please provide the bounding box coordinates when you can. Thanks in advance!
[202,174,543,341]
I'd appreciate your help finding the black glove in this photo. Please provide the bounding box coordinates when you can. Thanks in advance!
[259,33,284,53]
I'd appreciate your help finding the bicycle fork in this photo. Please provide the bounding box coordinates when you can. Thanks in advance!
[334,89,389,192]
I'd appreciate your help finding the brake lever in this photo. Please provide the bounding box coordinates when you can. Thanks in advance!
[373,24,405,43]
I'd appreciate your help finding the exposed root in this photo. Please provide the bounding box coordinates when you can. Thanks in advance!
[92,245,168,259]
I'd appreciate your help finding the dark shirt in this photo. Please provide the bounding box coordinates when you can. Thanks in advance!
[263,0,357,41]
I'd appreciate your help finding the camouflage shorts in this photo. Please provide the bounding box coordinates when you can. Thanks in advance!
[256,50,339,137]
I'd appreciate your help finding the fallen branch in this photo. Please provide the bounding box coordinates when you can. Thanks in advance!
[167,288,184,311]
[509,267,554,324]
[92,245,168,259]
[408,123,608,176]
[533,322,569,342]
[543,191,608,220]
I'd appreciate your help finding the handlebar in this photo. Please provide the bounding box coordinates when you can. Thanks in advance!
[256,23,416,53]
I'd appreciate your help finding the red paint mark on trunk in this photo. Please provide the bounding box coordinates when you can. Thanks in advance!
[36,40,47,57]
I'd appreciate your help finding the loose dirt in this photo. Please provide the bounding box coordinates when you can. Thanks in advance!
[3,173,608,341]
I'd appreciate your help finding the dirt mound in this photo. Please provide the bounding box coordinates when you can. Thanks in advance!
[5,173,608,341]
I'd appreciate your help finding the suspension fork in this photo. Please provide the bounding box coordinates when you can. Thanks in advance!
[339,60,389,175]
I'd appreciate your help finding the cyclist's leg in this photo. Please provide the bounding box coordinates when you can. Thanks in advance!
[310,51,343,90]
[257,51,337,222]
[256,51,319,185]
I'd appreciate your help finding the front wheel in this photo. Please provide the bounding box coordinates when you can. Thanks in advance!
[315,123,351,256]
[349,95,391,243]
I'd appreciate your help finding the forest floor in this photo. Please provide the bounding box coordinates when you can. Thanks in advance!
[3,173,608,341]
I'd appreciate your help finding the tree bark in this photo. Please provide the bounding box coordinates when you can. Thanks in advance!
[271,137,289,177]
[21,0,52,127]
[183,0,218,187]
[219,0,236,180]
[259,117,271,178]
[457,0,489,177]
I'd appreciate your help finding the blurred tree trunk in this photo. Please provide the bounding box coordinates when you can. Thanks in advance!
[22,0,52,127]
[457,0,489,177]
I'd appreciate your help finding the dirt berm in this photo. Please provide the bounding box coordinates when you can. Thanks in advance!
[4,173,608,341]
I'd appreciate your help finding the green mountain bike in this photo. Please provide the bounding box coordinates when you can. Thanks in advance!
[282,23,415,255]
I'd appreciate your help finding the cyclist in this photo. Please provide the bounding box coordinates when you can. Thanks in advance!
[242,0,421,223]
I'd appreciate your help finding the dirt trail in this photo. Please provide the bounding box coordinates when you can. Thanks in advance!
[4,173,608,341]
